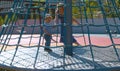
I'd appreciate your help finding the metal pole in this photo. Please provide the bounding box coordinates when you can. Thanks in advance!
[64,0,73,56]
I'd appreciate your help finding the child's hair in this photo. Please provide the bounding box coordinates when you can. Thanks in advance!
[45,13,52,19]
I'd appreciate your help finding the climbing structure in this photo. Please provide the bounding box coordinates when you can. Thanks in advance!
[0,0,120,70]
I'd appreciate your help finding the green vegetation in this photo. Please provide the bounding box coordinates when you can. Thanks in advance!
[72,0,120,18]
[0,16,4,26]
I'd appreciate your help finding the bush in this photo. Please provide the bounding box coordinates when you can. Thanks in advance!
[0,16,4,26]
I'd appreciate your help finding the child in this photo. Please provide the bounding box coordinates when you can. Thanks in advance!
[43,14,53,52]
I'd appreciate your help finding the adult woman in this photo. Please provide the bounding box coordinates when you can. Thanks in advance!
[54,3,80,45]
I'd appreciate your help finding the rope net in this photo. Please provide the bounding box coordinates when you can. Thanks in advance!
[0,0,120,70]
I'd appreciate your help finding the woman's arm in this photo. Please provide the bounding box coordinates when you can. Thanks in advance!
[54,9,59,24]
[72,18,80,25]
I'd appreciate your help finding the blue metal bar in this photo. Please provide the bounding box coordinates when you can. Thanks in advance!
[33,0,48,68]
[106,0,120,34]
[0,0,19,54]
[83,0,96,69]
[98,0,120,61]
[64,0,73,56]
[3,14,19,51]
[110,0,120,20]
[3,0,25,51]
[78,0,87,46]
[88,0,95,24]
[10,0,33,65]
[28,10,37,47]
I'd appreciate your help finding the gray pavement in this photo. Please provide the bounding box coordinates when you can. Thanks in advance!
[0,46,120,70]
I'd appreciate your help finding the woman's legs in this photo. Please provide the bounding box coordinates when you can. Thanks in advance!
[72,36,80,46]
[59,16,80,46]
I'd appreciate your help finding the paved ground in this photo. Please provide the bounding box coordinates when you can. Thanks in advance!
[0,46,120,70]
[0,34,120,70]
[0,34,120,48]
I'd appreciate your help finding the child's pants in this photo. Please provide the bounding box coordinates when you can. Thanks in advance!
[44,34,52,48]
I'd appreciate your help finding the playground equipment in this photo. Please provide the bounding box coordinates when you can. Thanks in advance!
[0,0,120,70]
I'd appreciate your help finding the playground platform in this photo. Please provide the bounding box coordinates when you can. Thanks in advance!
[0,34,120,70]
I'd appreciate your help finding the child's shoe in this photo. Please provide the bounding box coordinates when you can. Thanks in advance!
[44,48,52,52]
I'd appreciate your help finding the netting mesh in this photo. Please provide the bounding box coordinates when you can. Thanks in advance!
[0,0,120,70]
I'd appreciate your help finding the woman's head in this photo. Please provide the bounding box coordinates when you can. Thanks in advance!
[57,3,64,15]
[57,3,64,7]
[45,14,52,23]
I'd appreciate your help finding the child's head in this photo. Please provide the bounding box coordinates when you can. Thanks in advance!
[45,14,52,23]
